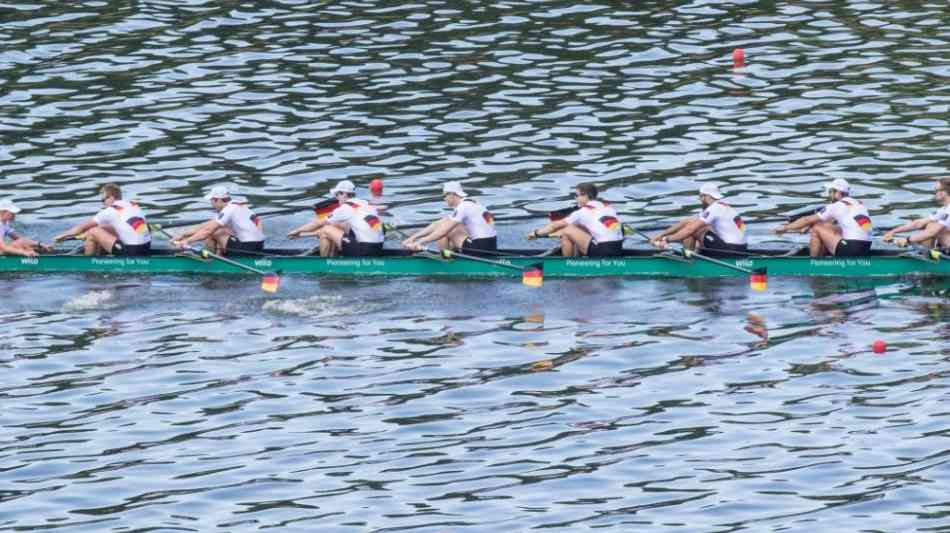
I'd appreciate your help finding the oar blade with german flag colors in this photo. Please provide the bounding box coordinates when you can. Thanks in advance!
[260,272,281,293]
[750,268,768,292]
[313,198,340,221]
[522,262,544,288]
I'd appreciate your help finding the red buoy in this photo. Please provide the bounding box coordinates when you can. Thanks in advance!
[369,178,383,196]
[872,340,887,354]
[733,48,745,69]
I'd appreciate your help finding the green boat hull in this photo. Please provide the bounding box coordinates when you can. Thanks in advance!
[0,249,946,279]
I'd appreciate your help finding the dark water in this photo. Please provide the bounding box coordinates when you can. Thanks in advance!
[2,1,949,531]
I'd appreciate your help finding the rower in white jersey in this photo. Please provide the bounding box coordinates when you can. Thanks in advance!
[0,199,51,258]
[54,183,151,256]
[288,180,384,257]
[528,182,624,257]
[883,177,950,254]
[774,178,873,257]
[173,185,265,256]
[402,181,498,255]
[651,183,748,257]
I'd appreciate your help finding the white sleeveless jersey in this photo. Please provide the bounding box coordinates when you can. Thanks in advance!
[817,197,872,241]
[929,205,950,229]
[565,200,623,243]
[699,201,747,245]
[327,198,384,243]
[216,202,265,242]
[450,199,497,240]
[93,200,151,245]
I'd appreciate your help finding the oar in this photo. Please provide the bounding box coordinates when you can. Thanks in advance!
[150,224,281,293]
[896,239,945,262]
[679,247,768,291]
[158,197,340,230]
[421,247,544,287]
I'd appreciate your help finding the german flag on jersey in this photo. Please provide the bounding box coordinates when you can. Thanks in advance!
[313,199,340,221]
[482,211,494,225]
[364,214,382,231]
[854,214,872,232]
[251,213,263,230]
[733,216,746,233]
[599,216,620,231]
[127,216,148,235]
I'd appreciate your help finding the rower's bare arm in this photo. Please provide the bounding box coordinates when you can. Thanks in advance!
[883,219,927,241]
[665,219,705,242]
[178,220,221,245]
[288,218,323,239]
[776,214,820,234]
[529,220,567,239]
[54,219,97,241]
[909,223,943,243]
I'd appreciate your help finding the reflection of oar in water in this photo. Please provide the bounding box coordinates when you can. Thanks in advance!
[150,224,281,293]
[418,246,544,288]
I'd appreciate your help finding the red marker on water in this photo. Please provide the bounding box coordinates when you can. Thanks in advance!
[370,178,383,196]
[872,340,887,354]
[733,48,745,69]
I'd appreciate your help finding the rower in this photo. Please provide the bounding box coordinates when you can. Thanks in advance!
[774,178,873,257]
[883,177,950,253]
[53,183,151,256]
[287,180,384,257]
[402,181,497,255]
[173,185,265,256]
[650,183,748,256]
[0,199,51,257]
[527,182,623,257]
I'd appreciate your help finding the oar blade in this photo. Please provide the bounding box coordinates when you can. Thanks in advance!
[522,263,544,288]
[261,272,281,293]
[750,268,768,292]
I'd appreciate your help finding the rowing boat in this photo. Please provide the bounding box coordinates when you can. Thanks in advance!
[0,248,945,279]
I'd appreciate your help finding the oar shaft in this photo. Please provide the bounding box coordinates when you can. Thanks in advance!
[684,249,755,274]
[427,248,528,272]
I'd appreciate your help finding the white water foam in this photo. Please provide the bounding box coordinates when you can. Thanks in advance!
[63,290,120,312]
[262,295,381,318]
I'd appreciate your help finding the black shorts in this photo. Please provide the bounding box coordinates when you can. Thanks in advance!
[586,239,623,257]
[834,239,872,257]
[341,231,383,257]
[225,237,265,256]
[702,231,748,257]
[111,241,151,256]
[461,236,498,256]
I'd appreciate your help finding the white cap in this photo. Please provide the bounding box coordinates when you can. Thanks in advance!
[699,183,723,200]
[442,181,468,198]
[204,185,231,201]
[329,180,356,196]
[0,199,21,214]
[823,178,850,194]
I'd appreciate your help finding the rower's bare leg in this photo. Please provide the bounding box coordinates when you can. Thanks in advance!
[684,228,707,251]
[810,223,842,257]
[10,238,36,254]
[208,227,232,255]
[443,226,468,251]
[937,227,950,250]
[318,225,345,257]
[84,227,118,256]
[560,225,593,256]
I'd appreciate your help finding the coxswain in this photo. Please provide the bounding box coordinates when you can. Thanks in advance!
[0,199,51,257]
[53,183,151,256]
[173,185,265,256]
[773,178,873,257]
[287,180,384,257]
[651,183,748,256]
[402,181,497,254]
[883,177,950,253]
[527,182,623,257]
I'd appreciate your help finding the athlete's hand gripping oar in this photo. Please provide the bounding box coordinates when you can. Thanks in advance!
[150,224,281,293]
[893,237,945,261]
[418,246,544,288]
